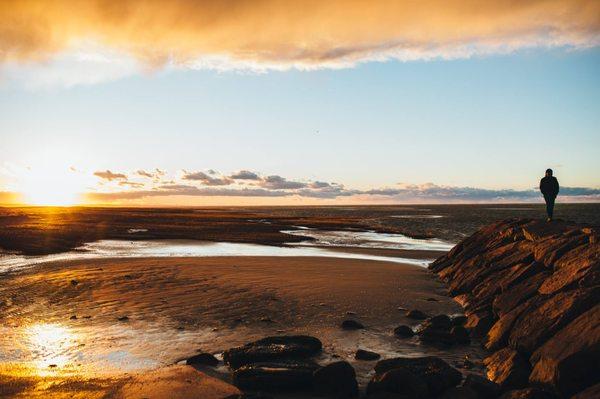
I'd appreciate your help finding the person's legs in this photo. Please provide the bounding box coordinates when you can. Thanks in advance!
[544,195,555,220]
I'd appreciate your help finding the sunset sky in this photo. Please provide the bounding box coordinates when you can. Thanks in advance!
[1,0,599,205]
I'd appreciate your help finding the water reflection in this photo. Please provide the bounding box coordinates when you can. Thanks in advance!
[24,323,79,375]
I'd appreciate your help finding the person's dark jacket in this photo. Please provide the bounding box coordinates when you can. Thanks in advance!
[540,176,559,198]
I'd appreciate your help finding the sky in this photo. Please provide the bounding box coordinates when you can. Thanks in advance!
[0,0,599,206]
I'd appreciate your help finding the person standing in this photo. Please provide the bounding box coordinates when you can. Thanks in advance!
[540,169,559,221]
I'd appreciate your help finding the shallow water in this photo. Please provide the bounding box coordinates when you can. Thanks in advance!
[0,229,454,273]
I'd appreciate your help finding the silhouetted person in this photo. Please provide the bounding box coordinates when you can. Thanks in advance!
[540,169,559,221]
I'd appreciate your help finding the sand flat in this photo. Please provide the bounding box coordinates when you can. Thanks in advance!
[0,255,484,398]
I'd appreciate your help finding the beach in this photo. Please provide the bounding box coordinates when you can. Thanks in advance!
[0,255,484,397]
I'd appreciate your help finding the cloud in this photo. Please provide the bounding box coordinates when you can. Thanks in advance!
[259,175,307,190]
[119,181,145,188]
[182,171,232,186]
[230,170,260,180]
[93,170,127,181]
[1,0,599,75]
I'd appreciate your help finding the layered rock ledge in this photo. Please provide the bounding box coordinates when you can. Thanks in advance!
[430,219,599,398]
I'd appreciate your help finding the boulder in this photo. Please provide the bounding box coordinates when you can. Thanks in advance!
[438,386,480,399]
[355,349,381,361]
[508,287,599,354]
[486,297,543,351]
[341,319,365,330]
[427,314,453,329]
[232,361,318,392]
[393,325,414,337]
[366,367,429,398]
[538,245,600,295]
[528,305,600,398]
[186,352,219,367]
[223,336,322,369]
[373,356,462,397]
[462,374,501,398]
[484,348,531,391]
[451,315,468,326]
[498,388,556,399]
[313,361,358,397]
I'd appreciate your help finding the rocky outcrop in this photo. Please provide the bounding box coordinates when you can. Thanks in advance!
[430,219,600,398]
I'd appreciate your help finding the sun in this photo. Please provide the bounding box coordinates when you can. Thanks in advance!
[18,166,87,206]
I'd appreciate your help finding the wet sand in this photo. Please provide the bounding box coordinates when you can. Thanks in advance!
[0,255,485,398]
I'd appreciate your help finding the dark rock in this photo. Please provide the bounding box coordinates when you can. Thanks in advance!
[70,279,79,286]
[427,314,453,329]
[117,316,129,322]
[232,361,318,392]
[224,394,274,399]
[373,356,462,397]
[367,367,429,398]
[571,383,600,399]
[450,325,470,344]
[186,352,219,367]
[418,324,456,346]
[355,349,381,361]
[406,309,428,320]
[451,315,468,326]
[313,361,358,397]
[70,315,77,320]
[529,304,600,398]
[223,335,322,369]
[393,325,414,337]
[341,320,364,330]
[462,374,501,398]
[498,388,556,399]
[484,348,531,391]
[439,386,479,399]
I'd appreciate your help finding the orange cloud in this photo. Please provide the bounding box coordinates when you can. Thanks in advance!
[1,0,599,69]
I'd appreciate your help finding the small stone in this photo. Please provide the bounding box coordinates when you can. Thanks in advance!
[70,279,79,286]
[70,315,77,320]
[313,361,358,397]
[117,316,129,322]
[394,325,415,337]
[341,320,364,330]
[355,349,381,361]
[186,352,219,367]
[451,315,468,326]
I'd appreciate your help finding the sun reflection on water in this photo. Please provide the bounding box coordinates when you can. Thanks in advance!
[25,323,79,375]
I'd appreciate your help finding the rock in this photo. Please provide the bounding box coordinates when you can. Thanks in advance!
[508,287,599,354]
[313,361,358,397]
[528,305,600,398]
[355,349,381,361]
[486,297,543,351]
[373,356,462,397]
[367,367,429,398]
[406,309,428,320]
[70,315,77,320]
[492,273,549,317]
[464,309,495,337]
[484,348,531,391]
[117,316,129,322]
[451,315,468,326]
[186,352,219,367]
[223,336,322,369]
[498,388,556,399]
[439,386,480,399]
[232,361,317,392]
[538,244,600,295]
[70,279,79,286]
[224,394,273,399]
[450,325,470,344]
[393,325,414,337]
[418,324,456,346]
[571,383,600,399]
[427,314,453,329]
[341,320,365,330]
[462,374,501,398]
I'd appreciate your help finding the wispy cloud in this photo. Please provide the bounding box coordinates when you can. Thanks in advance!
[93,170,127,181]
[182,171,233,186]
[1,0,598,85]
